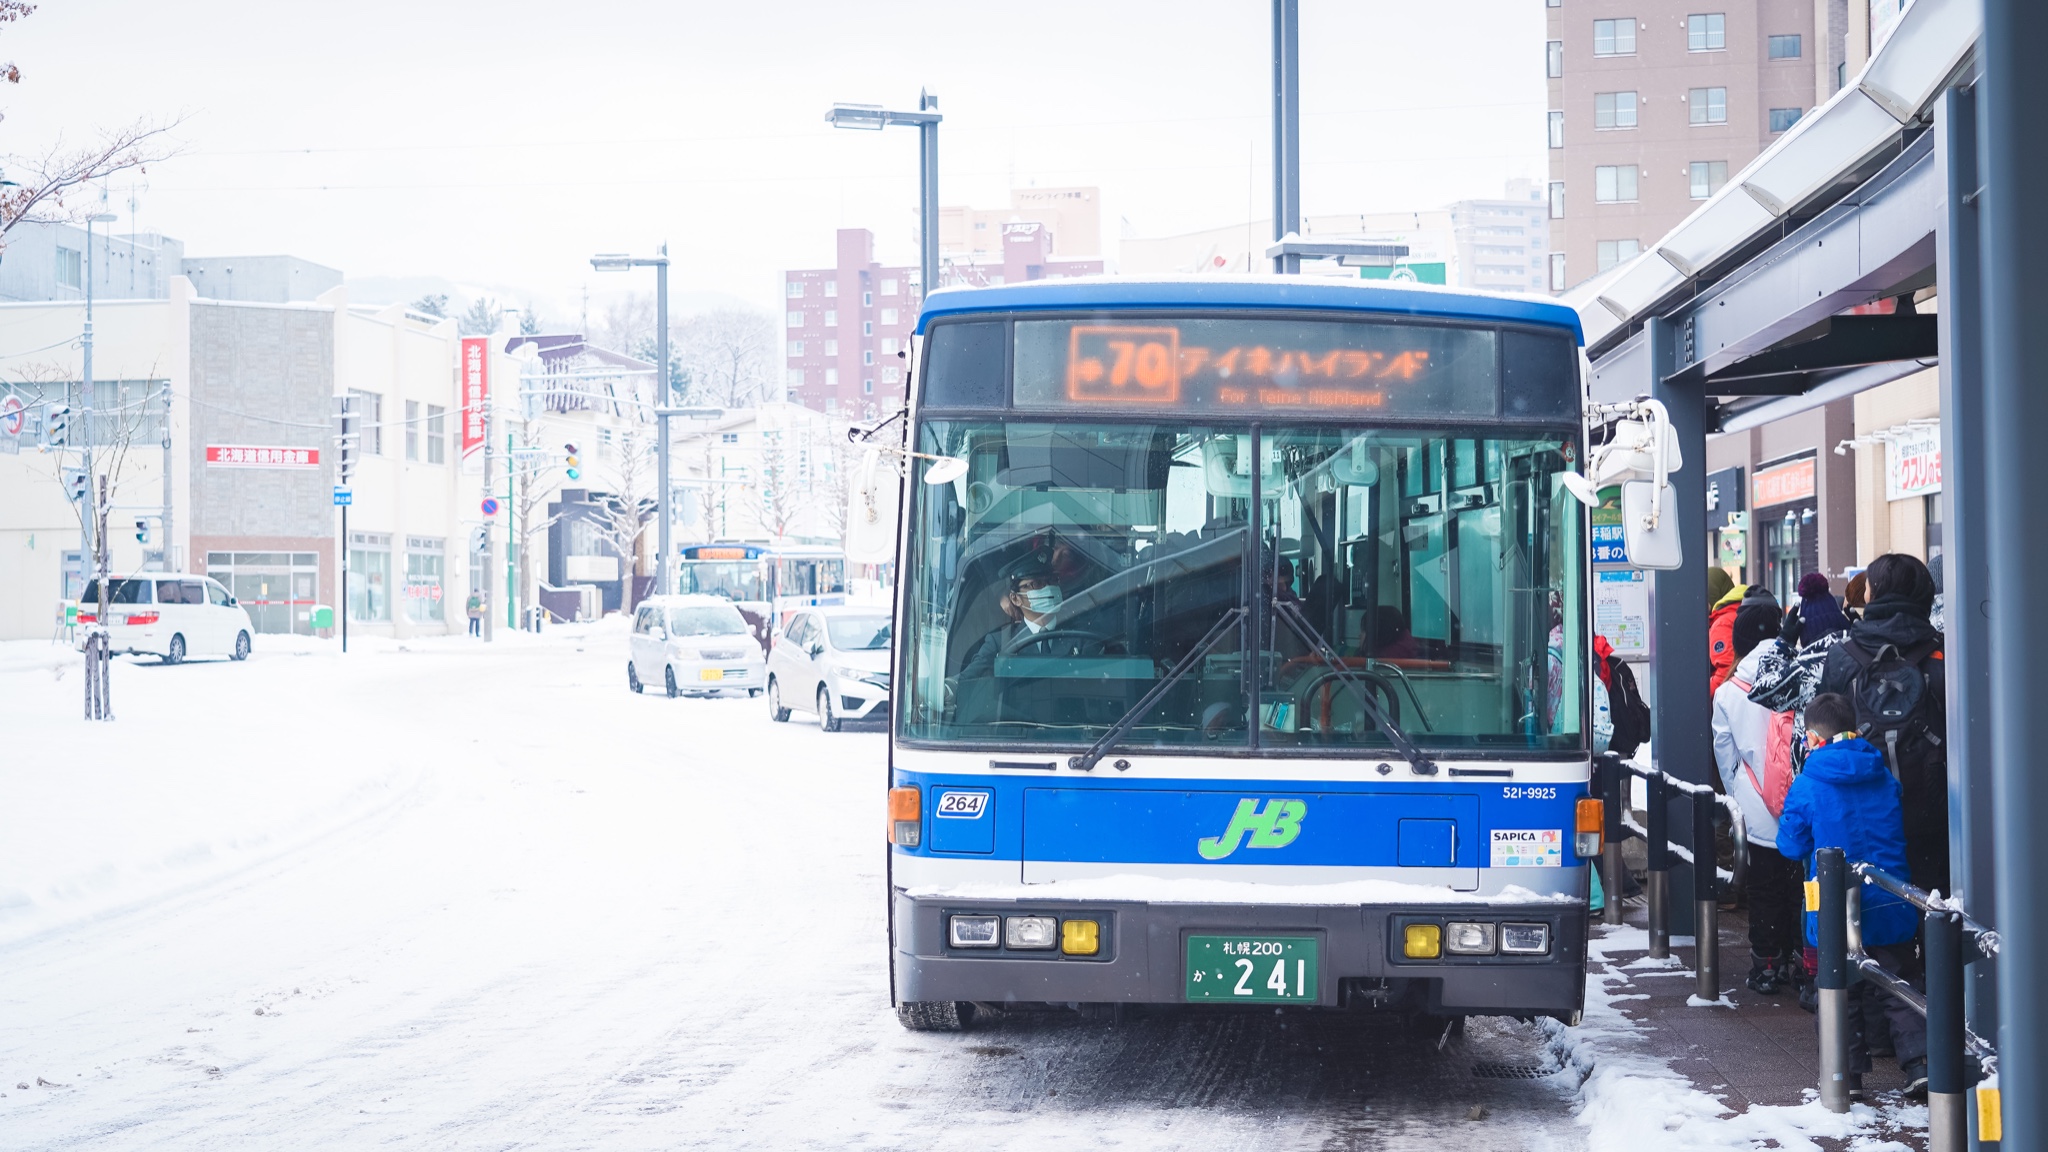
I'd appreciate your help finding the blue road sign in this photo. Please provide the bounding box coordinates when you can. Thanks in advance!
[333,487,353,507]
[481,497,500,517]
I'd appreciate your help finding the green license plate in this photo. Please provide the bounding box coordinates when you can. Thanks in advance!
[1185,934,1319,1002]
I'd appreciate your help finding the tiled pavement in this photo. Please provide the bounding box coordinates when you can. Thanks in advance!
[1593,899,1924,1145]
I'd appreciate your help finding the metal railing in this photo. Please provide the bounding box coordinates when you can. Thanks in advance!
[1594,754,1749,1003]
[1813,846,1997,1148]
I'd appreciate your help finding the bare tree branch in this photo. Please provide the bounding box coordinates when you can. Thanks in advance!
[1,116,185,238]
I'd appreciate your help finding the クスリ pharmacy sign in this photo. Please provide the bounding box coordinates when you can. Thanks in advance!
[1885,423,1941,502]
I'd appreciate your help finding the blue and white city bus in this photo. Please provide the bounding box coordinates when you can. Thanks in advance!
[882,277,1602,1032]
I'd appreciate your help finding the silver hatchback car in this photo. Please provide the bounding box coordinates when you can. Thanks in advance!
[766,606,891,731]
[628,595,766,698]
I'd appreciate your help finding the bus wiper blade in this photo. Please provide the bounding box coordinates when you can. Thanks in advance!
[1068,608,1246,773]
[1268,598,1439,776]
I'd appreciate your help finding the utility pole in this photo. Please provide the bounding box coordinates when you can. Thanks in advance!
[656,244,671,595]
[1270,0,1301,274]
[81,210,116,720]
[480,400,495,642]
[160,387,173,571]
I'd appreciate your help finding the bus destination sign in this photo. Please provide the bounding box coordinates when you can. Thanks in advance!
[1014,317,1498,418]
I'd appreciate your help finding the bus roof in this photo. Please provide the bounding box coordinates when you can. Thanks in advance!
[915,274,1584,345]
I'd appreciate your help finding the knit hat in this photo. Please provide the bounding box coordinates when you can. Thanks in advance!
[1798,572,1832,600]
[1733,600,1780,658]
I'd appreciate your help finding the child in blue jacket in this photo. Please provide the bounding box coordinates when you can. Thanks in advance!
[1777,693,1928,1098]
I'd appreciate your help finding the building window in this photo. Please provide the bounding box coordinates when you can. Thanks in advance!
[405,538,445,623]
[825,368,838,387]
[1546,39,1563,77]
[1548,181,1565,219]
[824,339,838,355]
[1596,239,1642,271]
[1546,0,1560,6]
[862,320,873,336]
[881,337,899,355]
[1594,91,1639,129]
[1549,253,1567,291]
[884,367,901,384]
[824,281,837,297]
[825,310,838,327]
[721,432,740,445]
[881,308,899,325]
[1688,87,1728,125]
[351,390,383,456]
[404,400,420,461]
[786,311,803,328]
[1769,107,1805,133]
[1592,18,1636,56]
[1594,165,1639,202]
[789,340,804,357]
[56,247,81,290]
[1769,33,1802,59]
[785,280,804,298]
[863,349,874,366]
[1548,110,1564,149]
[348,532,391,622]
[786,367,803,388]
[881,278,898,295]
[427,404,446,464]
[862,291,872,306]
[1689,160,1730,199]
[1686,13,1726,51]
[863,379,874,395]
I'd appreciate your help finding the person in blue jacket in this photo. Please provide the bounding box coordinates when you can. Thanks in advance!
[1776,692,1929,1099]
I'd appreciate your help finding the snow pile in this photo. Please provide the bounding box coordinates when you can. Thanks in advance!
[1545,924,1908,1150]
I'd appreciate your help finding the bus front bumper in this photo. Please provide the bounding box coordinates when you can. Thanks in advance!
[892,890,1587,1020]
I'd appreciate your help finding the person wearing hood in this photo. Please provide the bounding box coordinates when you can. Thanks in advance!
[1776,693,1929,1099]
[1712,599,1803,994]
[1817,553,1948,892]
[1708,580,1747,693]
[1782,571,1851,650]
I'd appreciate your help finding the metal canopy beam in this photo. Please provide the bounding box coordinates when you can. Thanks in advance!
[1589,132,1940,385]
[1700,314,1940,392]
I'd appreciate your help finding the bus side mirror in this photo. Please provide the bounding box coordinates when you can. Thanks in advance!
[846,447,901,564]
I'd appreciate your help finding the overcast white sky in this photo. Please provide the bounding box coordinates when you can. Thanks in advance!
[2,1,1547,319]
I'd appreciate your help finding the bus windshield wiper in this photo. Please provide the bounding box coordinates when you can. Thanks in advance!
[1268,598,1439,776]
[1067,608,1246,773]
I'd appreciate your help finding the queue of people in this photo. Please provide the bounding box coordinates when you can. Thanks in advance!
[1699,553,1948,1100]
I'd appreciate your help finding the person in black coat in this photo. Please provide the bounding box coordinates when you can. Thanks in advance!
[1816,553,1947,892]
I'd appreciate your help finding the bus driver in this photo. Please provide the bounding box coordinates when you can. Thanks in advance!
[957,562,1101,682]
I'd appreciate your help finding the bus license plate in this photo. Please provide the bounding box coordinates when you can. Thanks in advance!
[698,668,724,681]
[1185,935,1318,1002]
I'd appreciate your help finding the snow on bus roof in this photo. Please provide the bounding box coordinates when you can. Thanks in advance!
[914,273,1584,344]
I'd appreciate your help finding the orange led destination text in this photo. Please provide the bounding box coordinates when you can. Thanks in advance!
[1064,324,1430,409]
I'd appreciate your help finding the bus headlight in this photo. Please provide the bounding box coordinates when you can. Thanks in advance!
[1445,922,1496,955]
[1004,916,1058,950]
[948,914,1000,948]
[1501,923,1551,955]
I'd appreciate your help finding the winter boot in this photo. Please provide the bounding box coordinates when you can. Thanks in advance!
[1745,951,1782,995]
[1901,1058,1929,1101]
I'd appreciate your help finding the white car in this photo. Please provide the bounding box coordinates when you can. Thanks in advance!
[78,573,255,664]
[766,605,891,731]
[627,595,766,698]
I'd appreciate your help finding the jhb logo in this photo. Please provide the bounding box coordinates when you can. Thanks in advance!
[1197,798,1307,861]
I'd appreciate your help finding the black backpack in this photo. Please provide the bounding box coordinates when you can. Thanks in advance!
[1844,637,1945,776]
[1605,655,1652,758]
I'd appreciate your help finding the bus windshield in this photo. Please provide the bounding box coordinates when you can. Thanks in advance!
[676,560,769,602]
[898,420,1585,754]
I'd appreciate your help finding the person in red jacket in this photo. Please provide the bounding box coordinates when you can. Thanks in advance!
[1708,580,1746,693]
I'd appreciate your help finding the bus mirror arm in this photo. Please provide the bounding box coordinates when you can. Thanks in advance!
[1067,608,1246,774]
[1270,598,1438,776]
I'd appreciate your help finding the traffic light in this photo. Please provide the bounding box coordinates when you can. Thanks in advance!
[42,403,70,448]
[65,468,87,503]
[135,517,150,544]
[563,442,581,481]
[470,525,489,554]
[334,395,359,484]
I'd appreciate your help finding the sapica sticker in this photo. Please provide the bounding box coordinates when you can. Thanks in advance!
[1490,828,1562,867]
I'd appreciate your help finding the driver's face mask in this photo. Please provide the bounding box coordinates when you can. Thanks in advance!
[1021,585,1063,613]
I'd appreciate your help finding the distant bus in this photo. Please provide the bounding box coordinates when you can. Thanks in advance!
[675,542,848,645]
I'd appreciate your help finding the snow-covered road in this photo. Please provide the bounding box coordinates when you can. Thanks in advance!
[1,624,1606,1149]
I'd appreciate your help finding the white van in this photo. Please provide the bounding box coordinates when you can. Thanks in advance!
[627,594,767,698]
[78,573,256,664]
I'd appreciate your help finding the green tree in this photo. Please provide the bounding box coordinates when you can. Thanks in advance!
[458,296,500,336]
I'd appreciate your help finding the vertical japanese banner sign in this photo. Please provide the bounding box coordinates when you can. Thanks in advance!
[460,337,490,459]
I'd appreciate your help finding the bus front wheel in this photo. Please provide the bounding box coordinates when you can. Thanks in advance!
[896,1001,973,1032]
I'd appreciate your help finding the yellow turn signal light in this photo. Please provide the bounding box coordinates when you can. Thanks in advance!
[1403,923,1442,959]
[1061,919,1100,956]
[888,787,920,846]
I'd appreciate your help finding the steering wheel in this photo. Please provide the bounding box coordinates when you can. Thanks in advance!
[1001,627,1115,656]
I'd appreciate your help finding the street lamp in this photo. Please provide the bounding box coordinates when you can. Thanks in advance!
[590,247,674,593]
[826,91,942,299]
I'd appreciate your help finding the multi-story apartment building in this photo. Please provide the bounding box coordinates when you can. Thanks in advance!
[939,186,1102,264]
[782,229,918,421]
[1545,1,1858,291]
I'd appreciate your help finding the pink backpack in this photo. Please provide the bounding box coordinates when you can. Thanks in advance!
[1731,674,1797,818]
